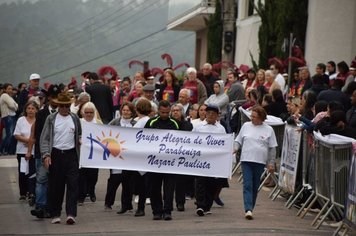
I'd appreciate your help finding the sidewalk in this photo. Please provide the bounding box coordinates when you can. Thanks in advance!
[0,155,335,235]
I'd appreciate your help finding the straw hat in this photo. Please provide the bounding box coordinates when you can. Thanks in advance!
[52,92,72,105]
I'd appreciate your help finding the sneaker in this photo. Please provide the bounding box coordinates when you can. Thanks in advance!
[28,195,35,207]
[19,195,26,201]
[134,209,145,217]
[163,213,172,221]
[51,217,61,224]
[214,198,224,207]
[176,204,185,212]
[145,198,151,205]
[245,211,253,220]
[31,208,44,218]
[196,208,204,217]
[134,195,139,204]
[153,214,162,220]
[104,205,112,211]
[66,216,76,225]
[204,210,212,215]
[90,194,96,202]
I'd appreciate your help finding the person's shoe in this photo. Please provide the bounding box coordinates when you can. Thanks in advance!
[204,210,212,215]
[31,208,44,218]
[19,195,26,201]
[44,211,51,218]
[163,213,172,221]
[134,209,145,217]
[66,215,76,225]
[176,204,185,212]
[51,217,61,224]
[214,198,224,207]
[28,195,35,207]
[104,205,112,211]
[245,211,253,220]
[153,214,162,220]
[77,200,84,206]
[90,194,96,202]
[116,208,132,214]
[145,198,151,205]
[196,208,204,216]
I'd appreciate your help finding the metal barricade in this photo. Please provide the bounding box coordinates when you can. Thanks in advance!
[302,137,352,229]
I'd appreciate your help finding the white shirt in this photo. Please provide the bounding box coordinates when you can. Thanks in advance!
[191,118,204,129]
[70,103,80,114]
[134,116,150,128]
[14,117,34,154]
[275,73,286,93]
[120,118,133,127]
[53,114,75,150]
[235,122,277,165]
[193,119,226,134]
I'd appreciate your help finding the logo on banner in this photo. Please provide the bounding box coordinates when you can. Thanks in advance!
[86,130,126,160]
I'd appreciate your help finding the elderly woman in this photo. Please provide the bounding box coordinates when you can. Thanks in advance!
[14,101,39,202]
[182,67,207,105]
[78,102,102,205]
[235,106,277,220]
[105,102,137,213]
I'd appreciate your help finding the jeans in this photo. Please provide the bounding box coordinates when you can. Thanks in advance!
[241,161,265,212]
[0,116,16,154]
[35,158,48,209]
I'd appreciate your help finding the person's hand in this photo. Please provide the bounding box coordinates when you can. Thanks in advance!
[44,156,51,169]
[267,164,275,173]
[25,153,32,160]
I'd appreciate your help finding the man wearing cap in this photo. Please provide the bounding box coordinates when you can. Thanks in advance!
[193,104,226,216]
[18,73,42,116]
[28,85,60,219]
[40,92,81,224]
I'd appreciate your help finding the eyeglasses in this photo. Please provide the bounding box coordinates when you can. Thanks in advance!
[59,104,70,108]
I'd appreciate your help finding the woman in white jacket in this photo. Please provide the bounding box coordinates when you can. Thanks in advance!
[204,80,229,118]
[0,83,18,155]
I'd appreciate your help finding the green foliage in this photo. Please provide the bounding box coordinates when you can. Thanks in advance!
[206,0,223,64]
[254,0,308,69]
[249,51,259,71]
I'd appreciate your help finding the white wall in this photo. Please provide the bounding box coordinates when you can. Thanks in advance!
[305,0,356,71]
[234,15,261,67]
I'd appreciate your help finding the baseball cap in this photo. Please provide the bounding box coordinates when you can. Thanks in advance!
[29,73,41,80]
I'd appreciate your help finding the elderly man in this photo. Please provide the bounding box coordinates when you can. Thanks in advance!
[198,63,219,97]
[41,92,81,225]
[178,88,192,117]
[18,73,42,115]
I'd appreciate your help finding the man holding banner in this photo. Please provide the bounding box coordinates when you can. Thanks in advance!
[144,100,180,221]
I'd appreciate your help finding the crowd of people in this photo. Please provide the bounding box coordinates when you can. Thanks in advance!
[0,57,355,224]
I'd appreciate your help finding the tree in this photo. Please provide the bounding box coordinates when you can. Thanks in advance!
[206,0,223,64]
[254,0,308,69]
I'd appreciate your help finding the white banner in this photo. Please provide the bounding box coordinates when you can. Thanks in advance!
[278,125,302,193]
[80,122,234,178]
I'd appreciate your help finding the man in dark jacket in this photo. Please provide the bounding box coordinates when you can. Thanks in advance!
[144,100,180,221]
[85,73,113,124]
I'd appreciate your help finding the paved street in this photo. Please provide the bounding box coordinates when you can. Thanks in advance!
[0,155,336,235]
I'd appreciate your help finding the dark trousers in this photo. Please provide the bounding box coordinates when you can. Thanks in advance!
[195,176,215,211]
[149,172,175,215]
[120,170,147,211]
[104,171,123,207]
[16,154,36,196]
[78,167,99,201]
[175,174,194,205]
[48,148,79,217]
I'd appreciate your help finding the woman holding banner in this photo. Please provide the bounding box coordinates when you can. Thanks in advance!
[235,106,277,220]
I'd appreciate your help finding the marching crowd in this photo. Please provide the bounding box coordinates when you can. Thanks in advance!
[0,58,355,225]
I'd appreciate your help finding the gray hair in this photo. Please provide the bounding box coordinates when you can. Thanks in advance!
[203,63,212,70]
[186,67,197,75]
[78,92,91,101]
[179,88,190,97]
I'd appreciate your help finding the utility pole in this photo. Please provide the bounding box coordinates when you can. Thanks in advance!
[221,0,236,79]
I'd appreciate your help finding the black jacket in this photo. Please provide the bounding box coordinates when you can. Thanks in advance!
[86,82,113,124]
[144,116,180,130]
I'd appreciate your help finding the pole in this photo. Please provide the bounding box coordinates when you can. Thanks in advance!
[221,0,236,80]
[287,33,293,94]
